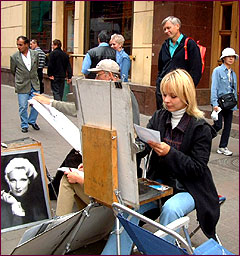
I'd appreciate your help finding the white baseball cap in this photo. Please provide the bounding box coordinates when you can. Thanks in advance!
[88,59,120,74]
[220,48,239,60]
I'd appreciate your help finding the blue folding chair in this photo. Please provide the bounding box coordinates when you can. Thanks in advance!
[112,202,234,255]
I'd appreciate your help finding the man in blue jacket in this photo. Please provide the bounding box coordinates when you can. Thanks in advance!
[156,16,202,109]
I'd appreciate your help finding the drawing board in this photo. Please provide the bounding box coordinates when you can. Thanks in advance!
[75,79,139,207]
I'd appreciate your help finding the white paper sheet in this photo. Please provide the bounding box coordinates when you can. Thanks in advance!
[134,124,161,143]
[28,99,81,153]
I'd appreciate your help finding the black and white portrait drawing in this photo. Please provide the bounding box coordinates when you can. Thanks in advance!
[1,148,51,231]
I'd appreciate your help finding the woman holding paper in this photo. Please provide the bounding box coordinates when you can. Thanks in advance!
[138,69,220,243]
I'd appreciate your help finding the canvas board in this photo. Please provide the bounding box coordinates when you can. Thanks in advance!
[11,204,115,255]
[75,78,139,207]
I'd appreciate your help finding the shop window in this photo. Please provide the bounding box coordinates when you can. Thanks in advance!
[85,1,133,55]
[64,1,75,54]
[30,1,52,54]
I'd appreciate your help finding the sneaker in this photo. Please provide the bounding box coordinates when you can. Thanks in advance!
[217,147,233,156]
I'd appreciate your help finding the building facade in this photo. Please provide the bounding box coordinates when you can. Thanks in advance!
[1,1,239,115]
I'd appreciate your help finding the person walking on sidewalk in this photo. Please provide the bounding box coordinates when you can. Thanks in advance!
[30,39,46,94]
[211,47,238,156]
[110,33,131,82]
[156,16,202,109]
[47,39,72,101]
[10,35,40,133]
[81,30,116,79]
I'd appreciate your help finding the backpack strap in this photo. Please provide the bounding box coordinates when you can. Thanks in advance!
[184,37,193,60]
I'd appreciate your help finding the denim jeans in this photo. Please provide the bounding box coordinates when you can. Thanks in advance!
[18,86,40,128]
[159,192,195,244]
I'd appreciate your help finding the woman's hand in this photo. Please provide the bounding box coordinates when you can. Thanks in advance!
[147,141,170,156]
[33,93,51,105]
[213,106,219,112]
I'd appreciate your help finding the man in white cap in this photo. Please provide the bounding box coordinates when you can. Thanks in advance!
[34,59,139,124]
[33,59,140,202]
[211,47,238,156]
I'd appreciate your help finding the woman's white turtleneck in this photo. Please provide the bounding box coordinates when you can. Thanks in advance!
[171,107,187,129]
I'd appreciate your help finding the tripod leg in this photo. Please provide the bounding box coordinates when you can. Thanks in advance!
[61,199,96,255]
[45,166,58,199]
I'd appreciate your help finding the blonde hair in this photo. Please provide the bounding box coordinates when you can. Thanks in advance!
[160,69,204,119]
[110,34,125,47]
[5,158,38,184]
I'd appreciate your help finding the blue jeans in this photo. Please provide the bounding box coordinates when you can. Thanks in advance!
[18,86,40,128]
[159,192,195,244]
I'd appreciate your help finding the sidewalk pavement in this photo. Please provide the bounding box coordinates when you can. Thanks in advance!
[1,84,239,255]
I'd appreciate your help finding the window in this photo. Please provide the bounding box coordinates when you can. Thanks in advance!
[29,1,52,54]
[219,2,232,52]
[85,2,133,55]
[64,1,75,54]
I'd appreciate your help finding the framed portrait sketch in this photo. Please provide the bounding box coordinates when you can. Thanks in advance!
[1,140,52,232]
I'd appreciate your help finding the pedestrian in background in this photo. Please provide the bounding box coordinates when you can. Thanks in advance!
[156,16,202,109]
[30,39,46,94]
[81,30,116,79]
[211,47,238,156]
[110,33,131,82]
[10,35,40,133]
[47,39,72,101]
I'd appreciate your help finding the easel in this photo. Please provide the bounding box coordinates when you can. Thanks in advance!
[73,78,173,255]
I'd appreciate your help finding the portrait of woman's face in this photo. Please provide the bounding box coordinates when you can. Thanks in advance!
[7,168,30,197]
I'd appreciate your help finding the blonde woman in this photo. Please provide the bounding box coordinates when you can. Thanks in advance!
[110,33,130,82]
[137,69,220,243]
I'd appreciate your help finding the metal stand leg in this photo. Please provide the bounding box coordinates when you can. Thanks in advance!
[45,166,58,199]
[116,217,121,255]
[114,189,124,255]
[61,199,96,255]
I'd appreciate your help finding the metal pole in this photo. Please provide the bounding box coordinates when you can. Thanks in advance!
[116,218,121,255]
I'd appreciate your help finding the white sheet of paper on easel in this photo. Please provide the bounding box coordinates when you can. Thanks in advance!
[134,124,161,143]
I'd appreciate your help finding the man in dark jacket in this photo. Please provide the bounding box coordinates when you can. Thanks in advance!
[47,39,73,100]
[156,16,202,109]
[81,30,116,79]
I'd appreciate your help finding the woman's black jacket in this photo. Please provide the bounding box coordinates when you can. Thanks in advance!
[137,109,220,239]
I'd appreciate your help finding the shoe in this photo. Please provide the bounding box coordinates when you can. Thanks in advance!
[28,123,40,130]
[217,147,233,156]
[21,127,28,133]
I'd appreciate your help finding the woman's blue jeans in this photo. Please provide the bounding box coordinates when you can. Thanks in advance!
[159,192,195,244]
[18,86,40,128]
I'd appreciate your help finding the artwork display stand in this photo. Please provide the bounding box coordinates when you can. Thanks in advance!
[1,137,52,233]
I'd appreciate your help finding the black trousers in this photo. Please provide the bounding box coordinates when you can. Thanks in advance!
[212,109,233,148]
[50,78,65,100]
[37,68,44,94]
